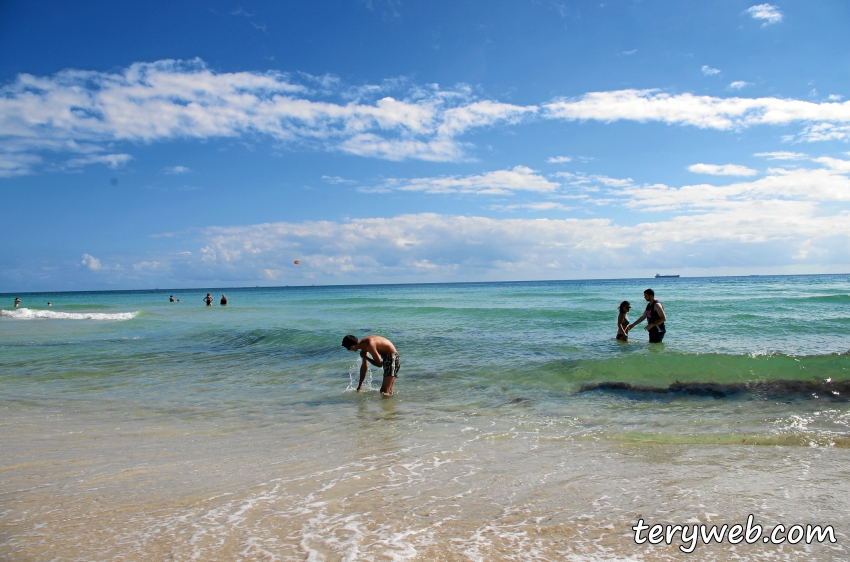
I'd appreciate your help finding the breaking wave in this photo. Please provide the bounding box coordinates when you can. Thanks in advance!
[0,308,139,321]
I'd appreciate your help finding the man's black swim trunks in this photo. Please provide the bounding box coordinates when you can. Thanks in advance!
[381,353,401,378]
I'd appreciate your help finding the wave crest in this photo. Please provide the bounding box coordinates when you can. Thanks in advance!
[0,308,138,321]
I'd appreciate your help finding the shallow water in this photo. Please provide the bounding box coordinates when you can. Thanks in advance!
[1,275,849,560]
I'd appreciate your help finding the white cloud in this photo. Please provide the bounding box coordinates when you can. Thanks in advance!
[132,261,161,271]
[554,171,633,189]
[547,156,572,163]
[81,253,102,270]
[390,166,559,195]
[181,197,849,281]
[543,89,850,134]
[6,59,850,177]
[688,163,758,176]
[35,156,850,285]
[746,4,783,26]
[66,153,132,169]
[0,152,41,177]
[622,49,637,56]
[795,123,850,142]
[828,95,843,101]
[727,81,750,91]
[164,165,190,174]
[626,166,850,211]
[813,156,850,172]
[491,202,573,211]
[701,66,721,76]
[754,151,807,160]
[322,175,356,184]
[0,59,533,172]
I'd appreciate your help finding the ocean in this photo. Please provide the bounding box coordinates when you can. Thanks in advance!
[1,275,849,560]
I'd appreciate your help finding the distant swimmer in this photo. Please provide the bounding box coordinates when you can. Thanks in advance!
[47,301,51,307]
[169,295,175,302]
[342,334,400,396]
[14,298,20,308]
[203,293,213,306]
[220,294,227,306]
[627,288,666,343]
[616,300,630,341]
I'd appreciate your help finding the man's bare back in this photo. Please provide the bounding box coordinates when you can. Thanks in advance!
[342,334,400,396]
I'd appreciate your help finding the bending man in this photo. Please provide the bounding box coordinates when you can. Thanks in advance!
[342,334,401,396]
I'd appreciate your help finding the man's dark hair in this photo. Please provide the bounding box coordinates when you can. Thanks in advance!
[342,334,359,348]
[644,288,655,297]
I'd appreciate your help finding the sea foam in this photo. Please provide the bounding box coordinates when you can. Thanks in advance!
[0,308,138,321]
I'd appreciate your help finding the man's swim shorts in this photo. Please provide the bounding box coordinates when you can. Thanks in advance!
[381,353,401,378]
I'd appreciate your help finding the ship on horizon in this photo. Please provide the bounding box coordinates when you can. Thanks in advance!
[655,273,680,278]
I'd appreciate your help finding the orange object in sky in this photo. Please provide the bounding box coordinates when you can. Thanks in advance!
[294,260,300,265]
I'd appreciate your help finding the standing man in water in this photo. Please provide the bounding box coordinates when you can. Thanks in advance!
[203,293,213,306]
[627,288,667,343]
[342,334,400,396]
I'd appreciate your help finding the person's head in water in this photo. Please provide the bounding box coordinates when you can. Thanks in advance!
[619,301,630,314]
[342,334,359,350]
[644,288,655,301]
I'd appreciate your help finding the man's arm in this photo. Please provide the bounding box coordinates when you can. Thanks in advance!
[357,352,368,392]
[356,342,384,392]
[627,313,647,331]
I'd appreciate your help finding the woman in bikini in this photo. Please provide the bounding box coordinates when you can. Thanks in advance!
[616,301,631,341]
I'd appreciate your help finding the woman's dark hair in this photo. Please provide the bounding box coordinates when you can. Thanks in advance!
[619,301,630,313]
[644,288,655,297]
[342,334,359,348]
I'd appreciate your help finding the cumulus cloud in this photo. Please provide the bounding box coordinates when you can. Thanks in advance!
[701,66,721,76]
[727,81,750,91]
[746,4,783,26]
[81,253,102,270]
[547,156,572,163]
[813,156,850,172]
[688,163,758,176]
[26,155,850,286]
[828,95,843,101]
[181,194,849,281]
[389,166,559,195]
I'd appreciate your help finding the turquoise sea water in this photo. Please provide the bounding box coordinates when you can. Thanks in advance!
[2,275,849,560]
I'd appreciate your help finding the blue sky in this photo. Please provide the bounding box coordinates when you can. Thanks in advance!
[2,0,850,291]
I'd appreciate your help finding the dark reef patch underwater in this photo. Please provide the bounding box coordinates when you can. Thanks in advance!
[580,378,850,400]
